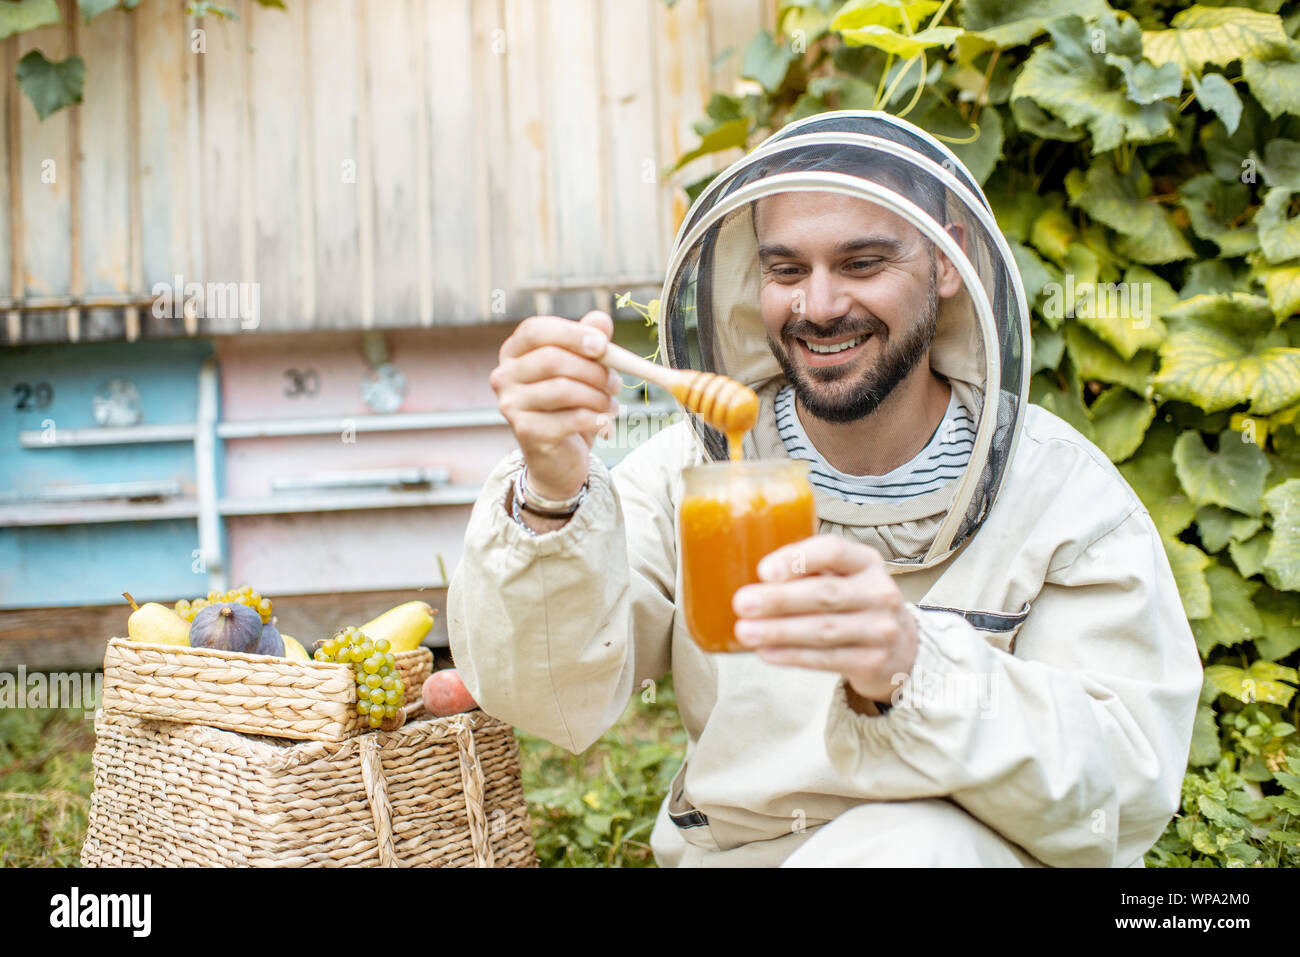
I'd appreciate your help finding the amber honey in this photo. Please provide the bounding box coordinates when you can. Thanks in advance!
[679,459,817,653]
[668,372,758,460]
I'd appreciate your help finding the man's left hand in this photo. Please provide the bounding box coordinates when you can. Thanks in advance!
[732,535,918,704]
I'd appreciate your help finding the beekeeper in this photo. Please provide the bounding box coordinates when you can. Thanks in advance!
[447,111,1203,867]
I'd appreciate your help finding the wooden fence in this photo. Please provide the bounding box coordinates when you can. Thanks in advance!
[1,0,773,343]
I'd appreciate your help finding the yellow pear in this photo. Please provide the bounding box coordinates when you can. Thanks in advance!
[281,634,310,661]
[123,592,191,646]
[359,601,436,653]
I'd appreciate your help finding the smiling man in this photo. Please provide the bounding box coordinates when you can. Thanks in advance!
[448,111,1202,868]
[731,188,972,717]
[756,190,961,476]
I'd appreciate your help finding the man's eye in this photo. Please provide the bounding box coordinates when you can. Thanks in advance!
[847,259,880,271]
[770,266,804,278]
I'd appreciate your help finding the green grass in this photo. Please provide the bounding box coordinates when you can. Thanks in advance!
[0,704,97,867]
[516,673,687,867]
[0,673,687,868]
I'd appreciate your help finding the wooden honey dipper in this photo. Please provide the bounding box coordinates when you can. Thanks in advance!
[599,341,759,459]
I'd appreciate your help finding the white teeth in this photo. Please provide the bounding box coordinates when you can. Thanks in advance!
[805,335,865,355]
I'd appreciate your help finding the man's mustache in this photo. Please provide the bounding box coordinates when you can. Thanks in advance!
[781,314,887,344]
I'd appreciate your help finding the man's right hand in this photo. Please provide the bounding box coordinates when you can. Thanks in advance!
[490,311,622,502]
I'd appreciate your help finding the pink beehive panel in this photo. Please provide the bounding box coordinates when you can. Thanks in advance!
[222,428,515,497]
[225,506,471,596]
[213,326,520,596]
[214,326,510,420]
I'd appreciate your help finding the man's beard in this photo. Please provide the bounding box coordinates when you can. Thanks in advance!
[767,255,941,424]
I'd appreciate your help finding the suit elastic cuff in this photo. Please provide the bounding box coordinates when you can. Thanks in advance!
[489,450,615,557]
[825,602,949,753]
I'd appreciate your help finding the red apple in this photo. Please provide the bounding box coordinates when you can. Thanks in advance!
[422,669,478,716]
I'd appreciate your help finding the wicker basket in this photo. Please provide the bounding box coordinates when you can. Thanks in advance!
[99,637,432,743]
[80,706,538,867]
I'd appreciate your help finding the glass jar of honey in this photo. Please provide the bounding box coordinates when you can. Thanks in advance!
[679,459,818,653]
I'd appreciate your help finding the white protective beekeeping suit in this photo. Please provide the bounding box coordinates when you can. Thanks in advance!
[448,111,1203,867]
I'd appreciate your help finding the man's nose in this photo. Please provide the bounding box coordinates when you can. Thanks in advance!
[801,267,849,324]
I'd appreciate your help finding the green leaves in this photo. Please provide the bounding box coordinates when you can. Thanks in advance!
[1172,429,1269,516]
[1178,174,1259,258]
[1190,564,1263,655]
[1120,421,1197,540]
[1257,138,1300,193]
[519,678,686,867]
[1011,14,1178,152]
[1251,258,1300,322]
[693,92,745,135]
[907,96,1003,183]
[1195,505,1262,552]
[1106,56,1182,107]
[1242,48,1300,120]
[1118,421,1213,620]
[1065,323,1154,394]
[1142,5,1290,76]
[1251,140,1300,265]
[15,51,85,121]
[1196,793,1254,831]
[1189,704,1222,766]
[1251,146,1300,272]
[1262,479,1300,589]
[1033,330,1066,379]
[1204,660,1298,706]
[741,30,797,95]
[1257,189,1300,264]
[838,25,963,59]
[1154,293,1300,415]
[684,0,1300,862]
[1067,156,1193,264]
[0,0,59,41]
[1047,265,1173,360]
[804,75,879,112]
[78,0,124,23]
[1163,535,1214,620]
[673,119,749,171]
[185,2,236,18]
[0,3,77,120]
[1190,73,1243,135]
[832,0,942,33]
[779,1,843,44]
[1028,207,1076,264]
[959,0,1111,50]
[1254,586,1300,659]
[1009,240,1055,302]
[1088,385,1156,462]
[1230,527,1272,577]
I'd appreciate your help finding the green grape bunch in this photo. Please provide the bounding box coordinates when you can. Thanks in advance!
[176,585,274,624]
[312,626,403,729]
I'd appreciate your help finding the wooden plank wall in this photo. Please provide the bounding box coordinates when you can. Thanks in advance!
[0,0,773,343]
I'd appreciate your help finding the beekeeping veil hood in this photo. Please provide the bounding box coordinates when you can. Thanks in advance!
[658,111,1031,570]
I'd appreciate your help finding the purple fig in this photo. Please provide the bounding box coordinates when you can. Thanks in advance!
[255,619,285,657]
[189,602,262,653]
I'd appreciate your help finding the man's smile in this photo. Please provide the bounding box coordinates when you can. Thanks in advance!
[793,331,873,367]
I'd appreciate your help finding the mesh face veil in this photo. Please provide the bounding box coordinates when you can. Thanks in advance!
[658,111,1031,568]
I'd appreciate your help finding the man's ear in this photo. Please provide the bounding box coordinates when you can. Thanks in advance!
[935,223,966,299]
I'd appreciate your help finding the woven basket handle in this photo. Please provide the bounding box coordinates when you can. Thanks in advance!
[360,735,398,867]
[451,714,495,868]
